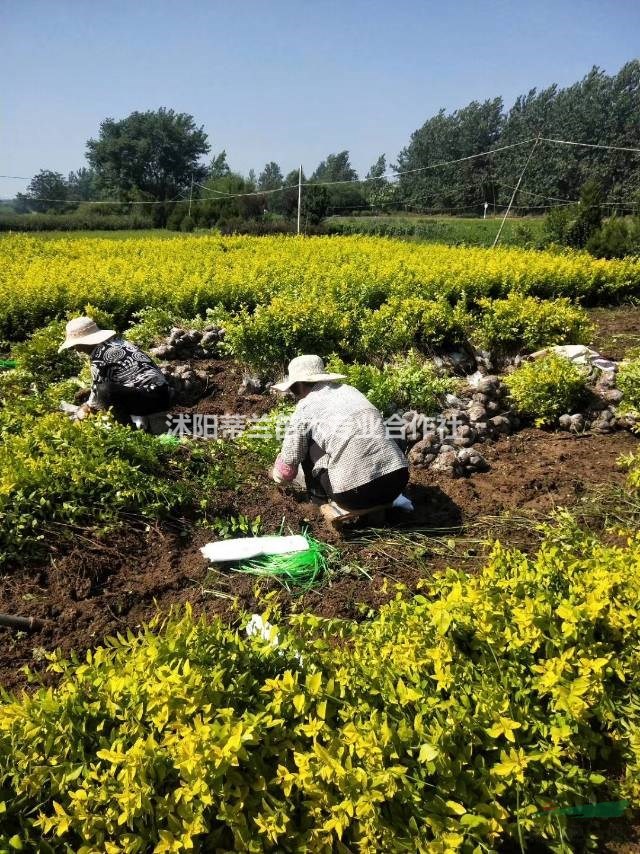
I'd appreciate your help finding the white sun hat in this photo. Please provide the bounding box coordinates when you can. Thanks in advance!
[272,355,346,392]
[58,316,116,352]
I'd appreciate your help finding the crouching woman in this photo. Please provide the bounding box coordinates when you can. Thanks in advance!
[271,355,409,510]
[59,316,172,425]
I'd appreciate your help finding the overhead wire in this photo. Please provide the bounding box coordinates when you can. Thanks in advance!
[497,182,639,207]
[539,137,640,154]
[2,136,639,208]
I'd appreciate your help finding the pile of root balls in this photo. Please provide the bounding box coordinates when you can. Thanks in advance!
[556,368,632,435]
[149,326,224,403]
[161,364,210,404]
[406,375,517,477]
[150,326,224,361]
[405,367,637,478]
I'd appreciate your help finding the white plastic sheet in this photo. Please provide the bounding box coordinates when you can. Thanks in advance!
[531,344,617,373]
[200,534,309,563]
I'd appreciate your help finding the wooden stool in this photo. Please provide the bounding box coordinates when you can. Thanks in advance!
[320,501,392,531]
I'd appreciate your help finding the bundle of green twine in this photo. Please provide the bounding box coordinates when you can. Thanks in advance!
[232,532,335,592]
[537,800,628,819]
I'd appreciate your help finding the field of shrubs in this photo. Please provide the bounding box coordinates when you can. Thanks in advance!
[3,233,640,341]
[1,232,640,852]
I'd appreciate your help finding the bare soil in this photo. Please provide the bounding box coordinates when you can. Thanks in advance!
[587,306,640,360]
[1,420,636,693]
[173,358,274,418]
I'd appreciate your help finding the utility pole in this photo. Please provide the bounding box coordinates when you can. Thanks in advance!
[297,165,302,235]
[188,174,194,218]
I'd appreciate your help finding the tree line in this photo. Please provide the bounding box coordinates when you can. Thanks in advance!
[7,60,640,230]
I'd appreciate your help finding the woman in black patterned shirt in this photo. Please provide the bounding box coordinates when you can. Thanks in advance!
[59,316,172,424]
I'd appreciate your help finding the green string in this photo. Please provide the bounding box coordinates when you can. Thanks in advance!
[537,800,628,819]
[232,532,334,592]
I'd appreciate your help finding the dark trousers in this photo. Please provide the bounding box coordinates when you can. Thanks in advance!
[301,440,409,511]
[93,382,172,425]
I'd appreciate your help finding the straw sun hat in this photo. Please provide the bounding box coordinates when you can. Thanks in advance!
[272,355,346,392]
[58,317,116,353]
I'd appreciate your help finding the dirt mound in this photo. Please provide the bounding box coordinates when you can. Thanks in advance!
[172,358,274,418]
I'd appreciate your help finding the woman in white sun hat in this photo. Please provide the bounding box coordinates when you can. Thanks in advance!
[271,355,409,510]
[59,316,172,424]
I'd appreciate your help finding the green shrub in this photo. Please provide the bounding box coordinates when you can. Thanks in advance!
[125,306,181,349]
[543,205,575,246]
[568,181,604,248]
[621,446,640,496]
[504,353,588,427]
[8,320,82,389]
[587,216,640,259]
[224,294,471,373]
[0,410,237,567]
[235,402,295,464]
[167,205,187,232]
[617,356,640,415]
[223,297,351,374]
[79,302,117,332]
[472,294,594,355]
[1,519,639,852]
[0,212,152,231]
[359,298,470,360]
[327,351,457,414]
[326,357,395,412]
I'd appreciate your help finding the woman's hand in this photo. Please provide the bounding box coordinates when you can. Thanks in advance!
[272,456,297,483]
[271,466,286,484]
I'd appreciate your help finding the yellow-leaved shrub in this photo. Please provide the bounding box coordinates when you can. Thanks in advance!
[1,234,638,342]
[1,516,639,852]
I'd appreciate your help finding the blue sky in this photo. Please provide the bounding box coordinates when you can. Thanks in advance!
[1,0,638,198]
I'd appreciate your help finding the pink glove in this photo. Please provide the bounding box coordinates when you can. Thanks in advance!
[272,456,297,484]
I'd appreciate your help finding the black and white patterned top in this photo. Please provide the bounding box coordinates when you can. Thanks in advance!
[88,338,167,401]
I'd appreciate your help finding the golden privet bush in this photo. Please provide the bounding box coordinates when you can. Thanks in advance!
[1,233,639,340]
[1,517,639,853]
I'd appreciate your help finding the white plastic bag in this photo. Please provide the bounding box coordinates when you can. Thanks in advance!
[392,494,415,513]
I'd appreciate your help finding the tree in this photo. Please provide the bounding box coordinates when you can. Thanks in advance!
[302,185,329,225]
[196,173,262,226]
[258,161,284,191]
[86,108,210,204]
[67,168,98,201]
[310,152,364,215]
[543,180,604,249]
[312,151,358,183]
[395,99,503,212]
[366,155,387,180]
[270,168,305,218]
[209,150,230,179]
[496,63,640,208]
[364,155,389,208]
[587,216,640,259]
[16,170,69,213]
[565,180,603,247]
